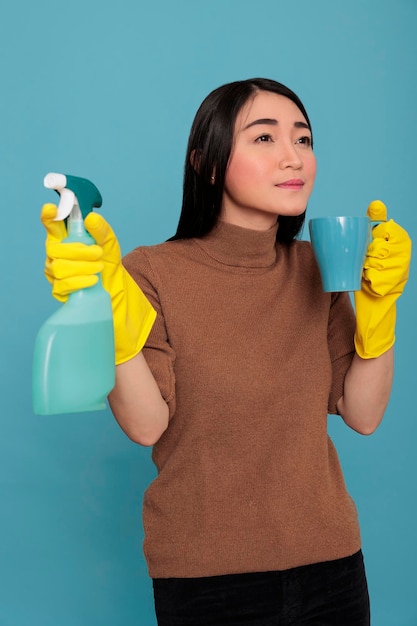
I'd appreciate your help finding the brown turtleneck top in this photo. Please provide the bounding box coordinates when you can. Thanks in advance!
[123,220,361,579]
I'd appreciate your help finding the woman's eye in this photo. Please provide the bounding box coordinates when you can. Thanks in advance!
[255,134,273,143]
[296,136,312,147]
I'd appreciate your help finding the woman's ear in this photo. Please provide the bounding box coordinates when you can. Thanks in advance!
[190,149,216,184]
[190,149,201,172]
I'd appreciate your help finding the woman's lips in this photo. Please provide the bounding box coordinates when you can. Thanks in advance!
[276,179,304,190]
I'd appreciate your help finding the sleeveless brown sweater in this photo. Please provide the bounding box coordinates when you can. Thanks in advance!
[123,220,361,579]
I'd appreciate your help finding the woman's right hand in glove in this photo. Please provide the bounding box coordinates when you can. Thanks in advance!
[41,203,156,365]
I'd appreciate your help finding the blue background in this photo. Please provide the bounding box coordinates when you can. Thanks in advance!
[1,1,416,624]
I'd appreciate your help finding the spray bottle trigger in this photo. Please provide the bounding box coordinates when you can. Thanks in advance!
[43,173,76,222]
[55,188,76,221]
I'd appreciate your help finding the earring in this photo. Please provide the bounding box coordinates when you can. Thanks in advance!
[210,176,215,183]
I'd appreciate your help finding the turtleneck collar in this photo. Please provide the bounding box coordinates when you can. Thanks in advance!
[195,220,279,268]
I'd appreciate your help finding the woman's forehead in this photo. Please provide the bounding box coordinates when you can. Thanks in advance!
[235,91,307,132]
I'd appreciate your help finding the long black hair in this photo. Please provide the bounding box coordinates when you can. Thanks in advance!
[169,78,313,244]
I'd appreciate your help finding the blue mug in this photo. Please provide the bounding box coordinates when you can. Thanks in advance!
[308,216,371,292]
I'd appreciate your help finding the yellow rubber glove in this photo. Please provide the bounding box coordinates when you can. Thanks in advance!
[41,203,156,365]
[354,200,412,359]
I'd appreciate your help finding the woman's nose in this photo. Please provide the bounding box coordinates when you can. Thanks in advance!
[278,143,302,169]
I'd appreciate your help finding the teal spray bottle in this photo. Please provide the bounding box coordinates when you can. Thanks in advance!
[32,173,115,415]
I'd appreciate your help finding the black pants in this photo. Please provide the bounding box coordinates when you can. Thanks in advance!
[153,550,370,626]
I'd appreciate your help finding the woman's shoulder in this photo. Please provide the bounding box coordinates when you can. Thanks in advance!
[123,238,196,277]
[280,239,322,286]
[125,238,193,262]
[285,238,316,261]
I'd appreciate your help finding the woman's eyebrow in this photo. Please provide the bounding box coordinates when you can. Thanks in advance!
[242,118,310,130]
[243,118,277,130]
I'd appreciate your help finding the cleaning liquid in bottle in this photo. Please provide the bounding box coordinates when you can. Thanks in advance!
[32,173,115,415]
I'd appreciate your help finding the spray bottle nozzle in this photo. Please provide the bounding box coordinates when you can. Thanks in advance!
[44,173,102,221]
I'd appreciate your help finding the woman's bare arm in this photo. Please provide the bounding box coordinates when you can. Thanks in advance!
[108,352,169,446]
[336,347,394,435]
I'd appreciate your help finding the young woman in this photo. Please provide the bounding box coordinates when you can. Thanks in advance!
[41,78,411,625]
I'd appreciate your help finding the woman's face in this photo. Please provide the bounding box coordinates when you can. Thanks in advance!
[220,90,316,231]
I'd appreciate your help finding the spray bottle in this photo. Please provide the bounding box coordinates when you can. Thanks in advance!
[32,173,115,415]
